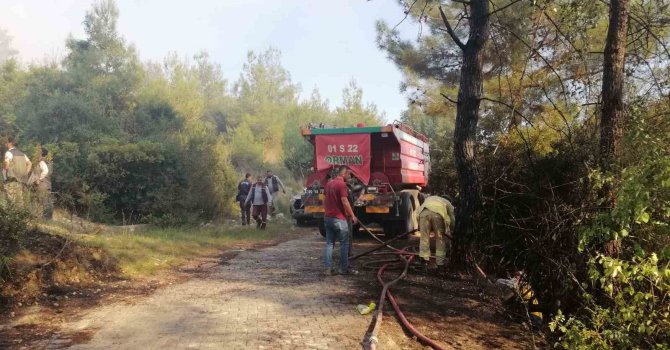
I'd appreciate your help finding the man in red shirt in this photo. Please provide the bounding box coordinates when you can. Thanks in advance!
[323,166,358,275]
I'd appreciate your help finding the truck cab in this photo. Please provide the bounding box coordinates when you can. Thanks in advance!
[300,121,430,237]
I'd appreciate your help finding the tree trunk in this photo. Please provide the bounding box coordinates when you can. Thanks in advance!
[600,0,629,171]
[599,0,630,257]
[452,0,490,266]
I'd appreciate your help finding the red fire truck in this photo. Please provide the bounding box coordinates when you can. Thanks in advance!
[297,121,430,237]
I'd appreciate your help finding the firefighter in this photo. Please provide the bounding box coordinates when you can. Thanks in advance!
[244,175,272,230]
[237,173,252,225]
[416,195,455,269]
[3,136,32,205]
[264,170,285,215]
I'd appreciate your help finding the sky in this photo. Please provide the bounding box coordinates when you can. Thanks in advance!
[0,0,421,120]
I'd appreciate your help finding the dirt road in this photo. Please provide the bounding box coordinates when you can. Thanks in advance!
[20,232,535,350]
[60,235,372,350]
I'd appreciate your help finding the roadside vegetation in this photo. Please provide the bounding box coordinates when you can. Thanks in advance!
[1,0,669,348]
[1,208,297,304]
[39,218,296,278]
[0,0,374,305]
[380,0,669,348]
[0,0,383,228]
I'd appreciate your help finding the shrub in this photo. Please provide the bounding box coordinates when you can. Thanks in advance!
[0,202,30,255]
[550,156,670,349]
[551,254,670,349]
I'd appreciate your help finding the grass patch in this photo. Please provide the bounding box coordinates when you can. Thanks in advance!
[38,220,297,279]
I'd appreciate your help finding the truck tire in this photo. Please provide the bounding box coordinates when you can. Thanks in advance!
[399,192,415,239]
[296,218,306,227]
[382,220,401,239]
[318,219,326,237]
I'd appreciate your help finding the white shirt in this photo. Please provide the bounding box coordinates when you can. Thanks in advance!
[39,160,49,180]
[4,147,14,162]
[3,148,13,180]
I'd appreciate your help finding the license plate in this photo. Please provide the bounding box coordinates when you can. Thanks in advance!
[305,206,325,213]
[366,206,390,214]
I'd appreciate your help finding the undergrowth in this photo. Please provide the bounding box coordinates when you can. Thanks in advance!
[39,219,296,278]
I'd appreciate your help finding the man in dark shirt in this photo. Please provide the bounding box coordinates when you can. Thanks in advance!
[237,173,252,225]
[323,166,358,275]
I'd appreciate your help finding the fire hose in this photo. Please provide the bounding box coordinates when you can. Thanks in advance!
[355,223,446,350]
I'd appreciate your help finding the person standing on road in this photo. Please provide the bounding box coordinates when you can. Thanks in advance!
[237,173,252,225]
[265,170,285,215]
[323,166,358,275]
[245,176,272,230]
[416,195,455,270]
[2,136,32,204]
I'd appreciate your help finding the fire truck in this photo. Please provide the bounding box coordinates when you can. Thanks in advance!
[297,121,430,237]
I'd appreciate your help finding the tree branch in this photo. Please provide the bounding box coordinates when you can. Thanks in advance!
[629,13,670,59]
[479,96,534,128]
[492,23,568,99]
[486,0,522,18]
[393,0,419,31]
[440,92,459,104]
[439,6,466,50]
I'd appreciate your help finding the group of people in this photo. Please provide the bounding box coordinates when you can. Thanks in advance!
[321,165,455,276]
[236,170,285,229]
[2,137,53,218]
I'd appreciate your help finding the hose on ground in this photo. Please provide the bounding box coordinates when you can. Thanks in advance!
[363,247,414,350]
[350,227,417,260]
[357,223,446,350]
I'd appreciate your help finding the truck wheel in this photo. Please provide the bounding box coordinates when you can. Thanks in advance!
[318,219,326,237]
[382,220,403,240]
[296,218,306,227]
[382,220,398,238]
[399,192,415,239]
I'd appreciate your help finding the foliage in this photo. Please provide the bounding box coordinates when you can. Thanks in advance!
[0,201,30,256]
[229,122,266,171]
[44,221,296,278]
[551,253,670,349]
[381,0,670,345]
[335,80,385,126]
[550,155,670,349]
[0,0,385,224]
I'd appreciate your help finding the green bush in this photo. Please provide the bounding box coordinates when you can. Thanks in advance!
[550,156,670,349]
[0,201,30,255]
[551,254,670,349]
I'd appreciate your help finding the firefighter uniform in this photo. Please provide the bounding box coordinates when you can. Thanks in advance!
[417,196,455,266]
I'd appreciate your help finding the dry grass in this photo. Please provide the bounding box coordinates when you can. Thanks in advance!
[37,218,296,278]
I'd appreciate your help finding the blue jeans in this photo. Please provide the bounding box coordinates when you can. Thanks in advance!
[324,217,350,272]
